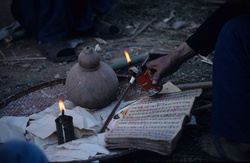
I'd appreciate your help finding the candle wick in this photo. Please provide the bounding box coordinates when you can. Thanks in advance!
[62,110,64,116]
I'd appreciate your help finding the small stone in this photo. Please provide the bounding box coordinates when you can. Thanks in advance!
[54,74,60,78]
[21,64,31,69]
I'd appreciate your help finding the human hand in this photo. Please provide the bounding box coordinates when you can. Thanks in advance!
[146,54,180,85]
[146,42,196,85]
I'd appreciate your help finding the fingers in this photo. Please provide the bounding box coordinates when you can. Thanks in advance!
[146,59,163,85]
[151,70,161,85]
[146,61,162,85]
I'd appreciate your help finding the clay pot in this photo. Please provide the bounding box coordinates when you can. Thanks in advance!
[66,46,119,109]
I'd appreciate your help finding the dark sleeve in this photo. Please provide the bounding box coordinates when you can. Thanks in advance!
[186,2,249,56]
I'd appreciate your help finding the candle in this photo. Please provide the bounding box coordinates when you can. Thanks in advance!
[55,99,75,145]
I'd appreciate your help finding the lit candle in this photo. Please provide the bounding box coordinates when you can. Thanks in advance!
[55,99,75,145]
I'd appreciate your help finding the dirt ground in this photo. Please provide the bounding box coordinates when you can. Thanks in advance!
[0,0,222,162]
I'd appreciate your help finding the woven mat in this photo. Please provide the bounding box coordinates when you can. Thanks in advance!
[0,76,144,118]
[0,84,67,118]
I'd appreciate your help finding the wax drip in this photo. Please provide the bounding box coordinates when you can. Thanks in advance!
[62,124,66,143]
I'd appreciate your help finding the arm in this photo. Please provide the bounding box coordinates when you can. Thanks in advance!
[146,42,196,85]
[147,0,249,85]
[187,0,249,56]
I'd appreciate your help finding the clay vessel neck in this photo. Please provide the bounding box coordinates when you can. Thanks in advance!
[78,46,100,71]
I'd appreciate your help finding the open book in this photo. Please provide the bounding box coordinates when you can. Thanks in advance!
[105,88,202,155]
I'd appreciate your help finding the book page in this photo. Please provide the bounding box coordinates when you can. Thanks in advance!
[106,116,185,140]
[125,88,202,119]
[137,88,202,105]
[105,88,202,148]
[125,98,195,119]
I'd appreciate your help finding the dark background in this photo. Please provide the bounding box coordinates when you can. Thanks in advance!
[0,0,223,162]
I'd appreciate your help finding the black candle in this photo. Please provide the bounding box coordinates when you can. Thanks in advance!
[55,100,75,145]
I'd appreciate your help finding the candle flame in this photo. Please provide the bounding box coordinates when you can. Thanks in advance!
[124,50,131,63]
[59,99,65,112]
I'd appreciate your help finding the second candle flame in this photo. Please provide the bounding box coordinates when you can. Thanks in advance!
[124,50,131,63]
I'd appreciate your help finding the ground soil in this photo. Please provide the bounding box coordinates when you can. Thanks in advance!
[0,0,222,162]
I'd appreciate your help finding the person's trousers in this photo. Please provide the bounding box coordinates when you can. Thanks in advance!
[11,0,114,42]
[212,14,250,143]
